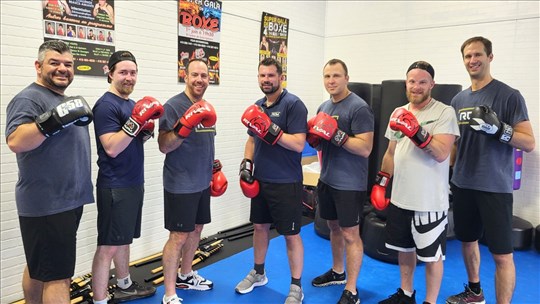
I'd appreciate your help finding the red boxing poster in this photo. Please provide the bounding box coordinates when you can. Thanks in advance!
[259,12,289,87]
[178,0,222,84]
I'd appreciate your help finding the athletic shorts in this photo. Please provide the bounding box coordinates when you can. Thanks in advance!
[384,203,448,262]
[451,184,513,254]
[251,181,303,235]
[164,187,211,232]
[317,181,365,228]
[96,186,144,246]
[19,206,84,282]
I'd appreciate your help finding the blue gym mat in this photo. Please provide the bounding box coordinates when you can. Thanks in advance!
[130,223,540,303]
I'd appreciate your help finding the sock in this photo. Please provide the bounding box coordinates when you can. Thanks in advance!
[402,289,414,297]
[468,281,481,294]
[179,270,193,279]
[291,277,301,287]
[254,263,265,275]
[93,298,108,304]
[332,268,344,275]
[117,274,132,289]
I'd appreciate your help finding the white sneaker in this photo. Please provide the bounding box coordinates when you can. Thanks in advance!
[162,294,183,304]
[176,270,213,291]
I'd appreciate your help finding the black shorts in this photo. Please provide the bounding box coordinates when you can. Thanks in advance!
[451,184,513,254]
[317,181,365,228]
[19,206,83,282]
[251,182,303,235]
[385,203,448,262]
[96,186,144,246]
[164,188,211,232]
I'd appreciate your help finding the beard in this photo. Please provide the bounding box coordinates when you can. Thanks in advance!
[406,90,430,105]
[259,82,279,94]
[115,82,135,96]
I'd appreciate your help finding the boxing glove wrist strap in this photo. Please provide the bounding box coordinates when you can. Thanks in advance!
[122,117,142,137]
[374,171,391,187]
[498,122,514,144]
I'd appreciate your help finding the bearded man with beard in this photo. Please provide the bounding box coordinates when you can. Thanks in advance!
[235,57,308,304]
[374,61,459,304]
[91,50,163,304]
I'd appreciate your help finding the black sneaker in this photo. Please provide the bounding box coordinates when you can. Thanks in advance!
[378,288,416,304]
[338,289,360,304]
[312,268,346,287]
[113,281,156,302]
[446,284,485,304]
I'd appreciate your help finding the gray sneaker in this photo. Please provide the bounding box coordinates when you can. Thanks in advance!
[284,284,304,304]
[235,269,268,294]
[114,281,156,302]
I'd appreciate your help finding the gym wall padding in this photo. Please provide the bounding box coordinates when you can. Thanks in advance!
[348,82,381,190]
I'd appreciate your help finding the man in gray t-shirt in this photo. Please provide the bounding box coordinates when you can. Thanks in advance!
[5,40,94,303]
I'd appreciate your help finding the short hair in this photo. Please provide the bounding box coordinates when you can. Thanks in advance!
[258,58,283,75]
[38,40,71,64]
[324,59,348,76]
[461,36,492,57]
[186,59,208,74]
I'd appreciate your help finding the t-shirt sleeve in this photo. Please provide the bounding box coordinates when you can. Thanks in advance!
[286,99,308,134]
[351,105,374,135]
[432,106,460,137]
[5,96,43,138]
[93,101,122,137]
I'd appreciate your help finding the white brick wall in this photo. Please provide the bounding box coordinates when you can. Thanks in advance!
[0,1,326,302]
[1,1,538,302]
[324,2,540,226]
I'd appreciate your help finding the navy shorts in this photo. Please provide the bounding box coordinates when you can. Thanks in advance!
[317,181,365,228]
[251,182,303,235]
[96,186,144,245]
[164,188,211,232]
[19,206,83,281]
[451,184,513,254]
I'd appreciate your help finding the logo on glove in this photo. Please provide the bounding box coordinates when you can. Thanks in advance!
[56,98,85,117]
[242,117,268,135]
[390,117,414,132]
[470,118,498,135]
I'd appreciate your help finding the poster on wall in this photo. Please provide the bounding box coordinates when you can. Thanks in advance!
[178,0,222,84]
[43,0,116,77]
[259,12,289,87]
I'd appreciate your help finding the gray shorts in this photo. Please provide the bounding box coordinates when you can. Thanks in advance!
[385,203,448,262]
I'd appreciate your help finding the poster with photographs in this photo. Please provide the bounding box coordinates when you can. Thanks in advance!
[178,0,222,84]
[259,12,289,87]
[43,0,116,76]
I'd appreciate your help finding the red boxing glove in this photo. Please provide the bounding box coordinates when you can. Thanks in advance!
[241,105,283,145]
[306,133,321,149]
[389,108,432,149]
[307,112,349,147]
[239,158,259,198]
[175,100,217,138]
[370,171,391,210]
[210,160,228,197]
[123,96,164,137]
[140,120,155,143]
